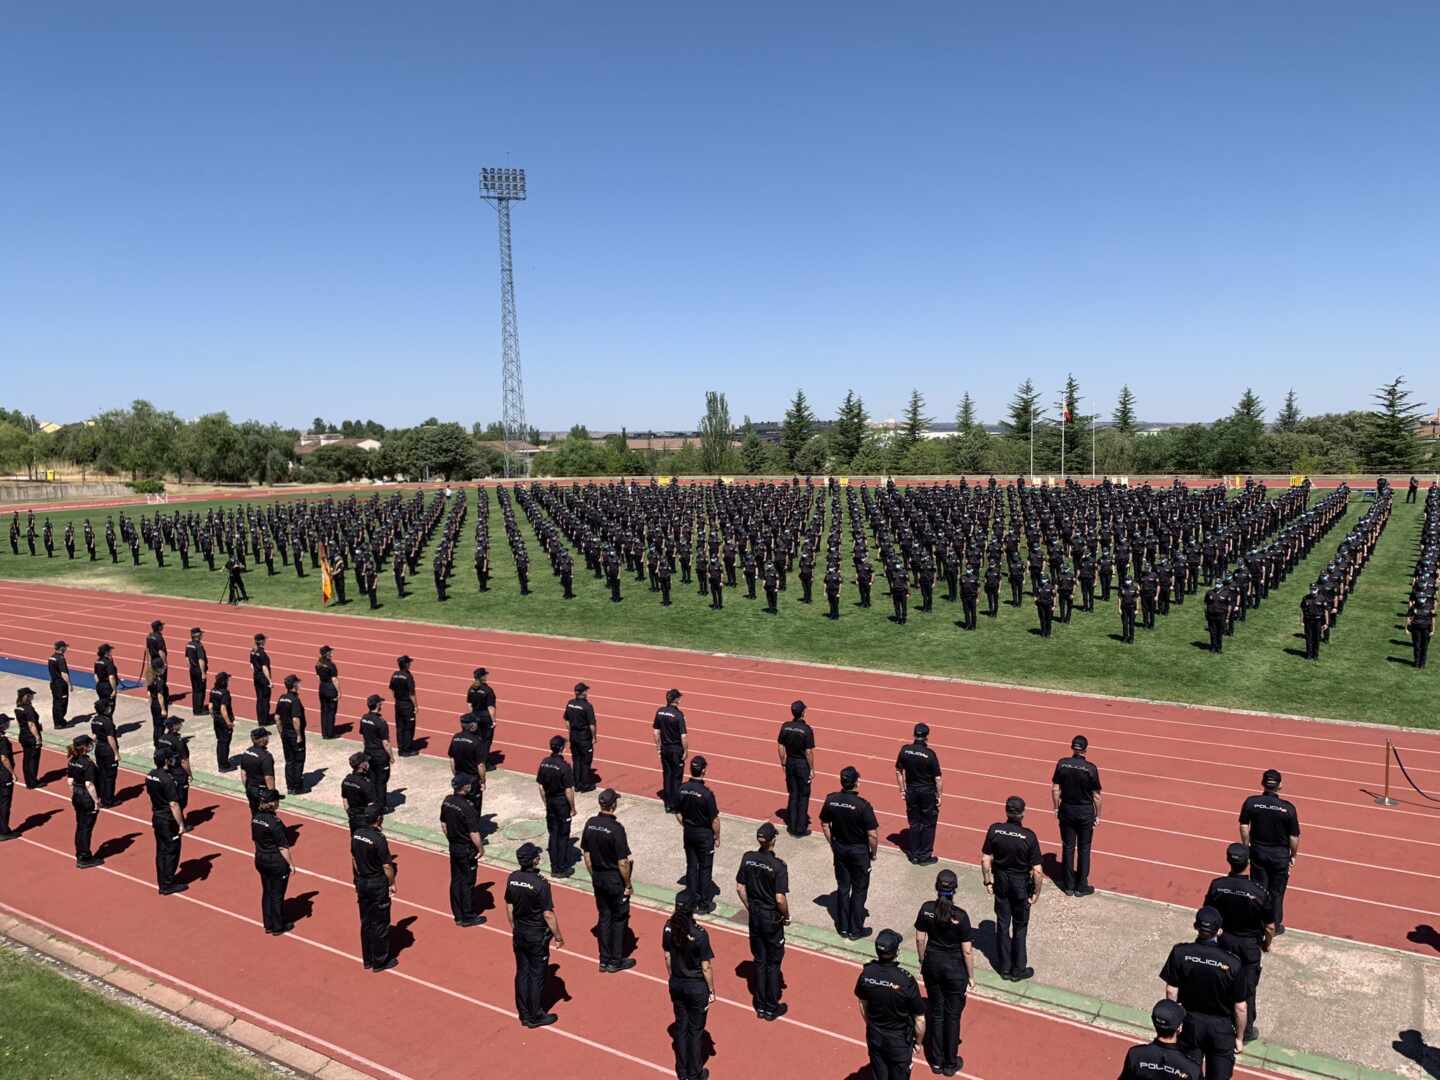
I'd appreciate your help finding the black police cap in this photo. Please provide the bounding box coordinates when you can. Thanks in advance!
[1152,999,1185,1035]
[874,929,902,958]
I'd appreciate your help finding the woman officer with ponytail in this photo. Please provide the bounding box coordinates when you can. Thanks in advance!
[67,735,103,868]
[913,868,976,1077]
[663,896,716,1080]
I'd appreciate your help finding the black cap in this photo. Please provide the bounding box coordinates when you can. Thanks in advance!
[690,755,708,776]
[397,655,411,666]
[1262,769,1282,788]
[516,842,543,864]
[874,929,902,958]
[840,765,860,787]
[283,674,299,689]
[460,712,478,725]
[254,633,265,642]
[151,620,164,630]
[349,751,367,769]
[165,715,183,728]
[152,748,171,765]
[319,644,333,654]
[453,773,477,791]
[549,735,567,754]
[914,722,930,738]
[54,640,67,649]
[474,667,488,679]
[598,788,619,808]
[666,688,682,703]
[1195,906,1223,933]
[1071,735,1088,751]
[935,869,958,894]
[260,788,283,804]
[72,734,93,748]
[366,694,383,709]
[251,727,269,740]
[16,686,34,697]
[1151,999,1185,1035]
[757,822,778,842]
[791,700,806,717]
[0,716,9,730]
[575,682,589,693]
[1005,795,1026,816]
[189,627,202,636]
[1226,842,1250,868]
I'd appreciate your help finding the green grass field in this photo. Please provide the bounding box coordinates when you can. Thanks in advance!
[0,492,1431,728]
[0,946,276,1080]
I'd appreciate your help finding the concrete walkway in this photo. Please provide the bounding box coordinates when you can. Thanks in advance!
[16,674,1434,1080]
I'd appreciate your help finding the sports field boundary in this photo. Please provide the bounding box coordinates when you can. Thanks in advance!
[0,911,379,1080]
[30,725,1407,1080]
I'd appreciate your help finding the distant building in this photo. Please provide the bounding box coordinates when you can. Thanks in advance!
[1419,408,1440,442]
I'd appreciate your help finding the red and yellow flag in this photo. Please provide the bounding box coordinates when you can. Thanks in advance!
[319,542,335,605]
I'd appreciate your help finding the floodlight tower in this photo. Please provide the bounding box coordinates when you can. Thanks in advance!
[479,166,528,478]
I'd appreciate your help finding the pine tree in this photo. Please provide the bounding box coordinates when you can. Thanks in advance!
[1062,374,1082,426]
[1003,379,1043,440]
[739,417,767,474]
[1275,389,1302,433]
[1233,388,1265,424]
[955,392,977,435]
[697,391,732,473]
[831,390,869,465]
[1363,376,1425,470]
[780,389,815,469]
[1112,385,1137,435]
[893,389,932,455]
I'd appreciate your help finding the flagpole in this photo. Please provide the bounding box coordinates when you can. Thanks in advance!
[1091,417,1096,480]
[1061,400,1066,481]
[1029,413,1034,480]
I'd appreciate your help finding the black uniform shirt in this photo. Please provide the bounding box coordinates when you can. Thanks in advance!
[145,767,179,814]
[677,779,718,830]
[1239,793,1300,849]
[351,827,392,880]
[146,631,166,664]
[914,900,973,952]
[91,712,118,760]
[448,729,484,775]
[16,705,40,746]
[316,659,338,696]
[535,754,574,800]
[251,811,288,857]
[185,641,207,673]
[1159,939,1245,1018]
[440,793,482,850]
[468,682,496,715]
[1204,873,1271,938]
[854,960,925,1035]
[48,654,68,687]
[209,686,232,718]
[777,719,814,760]
[820,790,879,847]
[67,757,97,792]
[505,869,554,936]
[565,698,596,747]
[1052,754,1102,806]
[250,647,270,682]
[896,742,942,792]
[359,712,389,759]
[653,706,686,750]
[239,745,274,789]
[735,849,789,913]
[0,733,12,777]
[1117,1040,1201,1080]
[276,692,305,732]
[389,670,415,703]
[341,771,375,815]
[982,820,1042,874]
[580,814,631,876]
[662,922,714,980]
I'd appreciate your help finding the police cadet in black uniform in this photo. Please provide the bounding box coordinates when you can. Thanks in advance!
[342,752,376,832]
[48,641,71,728]
[820,765,879,940]
[676,755,720,912]
[239,727,277,814]
[16,687,43,789]
[157,715,191,817]
[0,717,15,839]
[389,655,418,756]
[824,563,842,619]
[250,634,273,724]
[1206,842,1272,1044]
[251,788,294,935]
[506,841,565,1027]
[67,735,102,867]
[1240,769,1300,934]
[914,868,976,1077]
[467,667,497,772]
[581,788,636,973]
[959,569,979,630]
[536,734,577,877]
[209,672,236,772]
[360,695,395,810]
[351,805,398,972]
[1118,576,1139,644]
[441,773,486,926]
[1117,1001,1199,1080]
[1204,578,1228,653]
[896,722,943,865]
[981,795,1043,981]
[275,674,308,795]
[1300,586,1325,661]
[185,628,208,717]
[91,698,120,806]
[736,821,790,1020]
[854,928,926,1080]
[565,682,597,793]
[315,645,340,739]
[777,700,815,836]
[1160,907,1247,1080]
[147,747,189,894]
[663,896,716,1080]
[1051,735,1102,896]
[653,689,688,813]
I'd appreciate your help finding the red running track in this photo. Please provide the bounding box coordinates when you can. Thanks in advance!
[1,745,1302,1080]
[2,580,1438,958]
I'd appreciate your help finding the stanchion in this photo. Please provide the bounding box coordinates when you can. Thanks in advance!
[1374,740,1399,807]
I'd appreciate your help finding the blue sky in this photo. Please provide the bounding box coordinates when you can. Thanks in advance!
[3,3,1437,431]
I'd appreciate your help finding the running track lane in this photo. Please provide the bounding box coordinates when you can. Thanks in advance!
[1,747,1291,1080]
[3,581,1439,956]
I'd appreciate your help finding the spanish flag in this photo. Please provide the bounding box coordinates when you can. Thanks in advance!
[319,542,335,606]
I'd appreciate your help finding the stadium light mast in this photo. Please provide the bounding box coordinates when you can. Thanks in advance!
[480,166,528,478]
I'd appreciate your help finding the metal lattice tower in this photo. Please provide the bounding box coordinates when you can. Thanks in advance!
[480,167,528,477]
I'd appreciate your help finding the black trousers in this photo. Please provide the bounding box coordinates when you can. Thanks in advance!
[513,934,549,1023]
[594,874,630,967]
[256,855,290,932]
[96,757,118,805]
[1120,607,1136,643]
[892,592,908,623]
[545,799,572,873]
[448,846,478,921]
[1207,614,1225,652]
[395,702,415,754]
[669,976,710,1080]
[765,586,778,610]
[319,692,338,738]
[189,672,206,714]
[52,688,68,727]
[828,592,840,618]
[21,740,41,788]
[152,813,181,890]
[1415,626,1431,669]
[961,595,978,628]
[0,775,11,834]
[905,789,938,859]
[748,910,785,1014]
[254,683,271,724]
[660,748,684,811]
[745,572,756,599]
[922,951,968,1073]
[831,844,871,935]
[1303,619,1322,659]
[1058,594,1073,622]
[355,875,392,967]
[784,759,811,834]
[1036,604,1053,636]
[369,757,390,809]
[1249,846,1292,926]
[866,1028,915,1080]
[213,719,233,771]
[985,586,1000,616]
[683,827,715,907]
[993,871,1032,974]
[279,727,306,793]
[1141,599,1156,629]
[73,795,98,860]
[710,581,723,608]
[1058,807,1095,890]
[1179,1012,1236,1080]
[1080,580,1094,610]
[1009,578,1023,605]
[572,741,594,792]
[1218,931,1262,1032]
